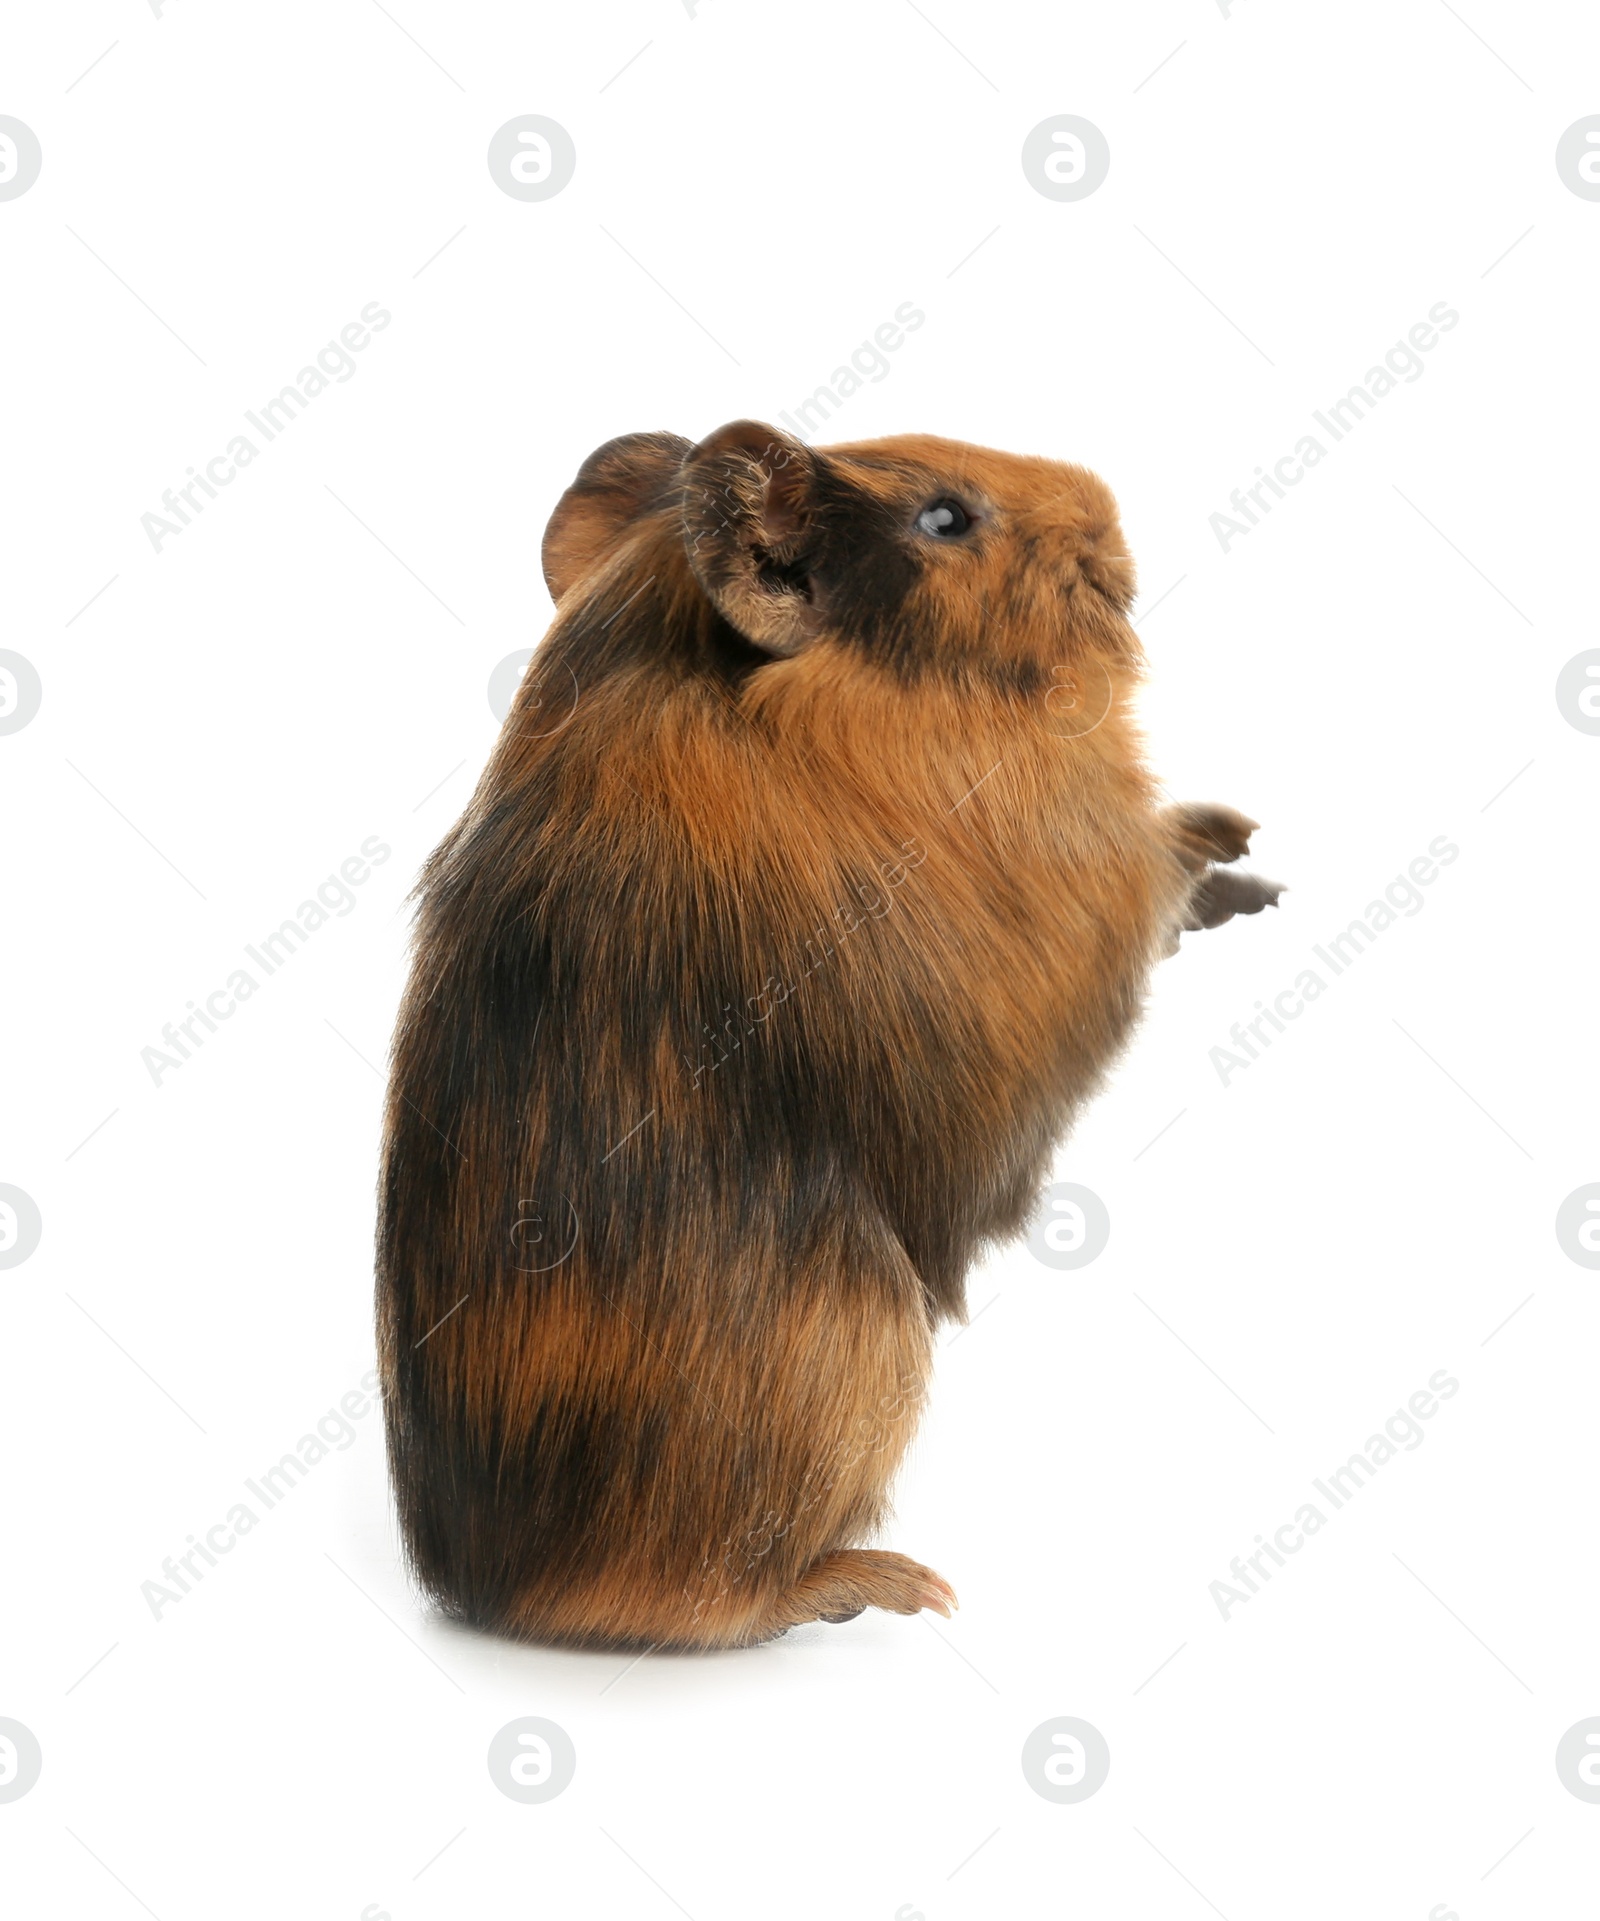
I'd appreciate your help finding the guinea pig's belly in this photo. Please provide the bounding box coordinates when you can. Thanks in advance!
[833,862,1163,1265]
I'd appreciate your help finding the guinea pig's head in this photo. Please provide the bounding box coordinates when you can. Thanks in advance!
[542,421,1139,686]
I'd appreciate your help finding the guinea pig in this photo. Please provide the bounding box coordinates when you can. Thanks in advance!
[376,421,1282,1651]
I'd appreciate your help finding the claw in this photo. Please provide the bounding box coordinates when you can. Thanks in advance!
[920,1572,959,1617]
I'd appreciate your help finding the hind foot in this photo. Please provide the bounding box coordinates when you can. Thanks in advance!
[774,1549,956,1636]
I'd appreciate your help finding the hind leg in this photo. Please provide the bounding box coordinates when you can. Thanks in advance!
[490,1221,946,1653]
[764,1549,956,1632]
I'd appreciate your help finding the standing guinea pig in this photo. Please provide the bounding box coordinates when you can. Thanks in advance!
[376,422,1281,1650]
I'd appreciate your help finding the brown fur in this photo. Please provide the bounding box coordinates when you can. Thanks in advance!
[376,423,1280,1649]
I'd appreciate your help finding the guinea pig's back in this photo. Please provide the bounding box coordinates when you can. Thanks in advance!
[375,664,938,1646]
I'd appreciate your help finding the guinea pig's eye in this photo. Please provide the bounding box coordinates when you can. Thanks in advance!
[914,498,973,539]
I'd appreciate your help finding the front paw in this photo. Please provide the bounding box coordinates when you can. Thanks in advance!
[1182,866,1285,931]
[1166,801,1260,870]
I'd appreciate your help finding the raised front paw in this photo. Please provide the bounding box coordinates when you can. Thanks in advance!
[1165,801,1260,871]
[1181,865,1285,931]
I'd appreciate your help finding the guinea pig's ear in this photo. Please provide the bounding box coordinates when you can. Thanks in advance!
[678,420,822,657]
[542,431,693,603]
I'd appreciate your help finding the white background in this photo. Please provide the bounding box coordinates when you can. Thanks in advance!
[3,2,1597,1916]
